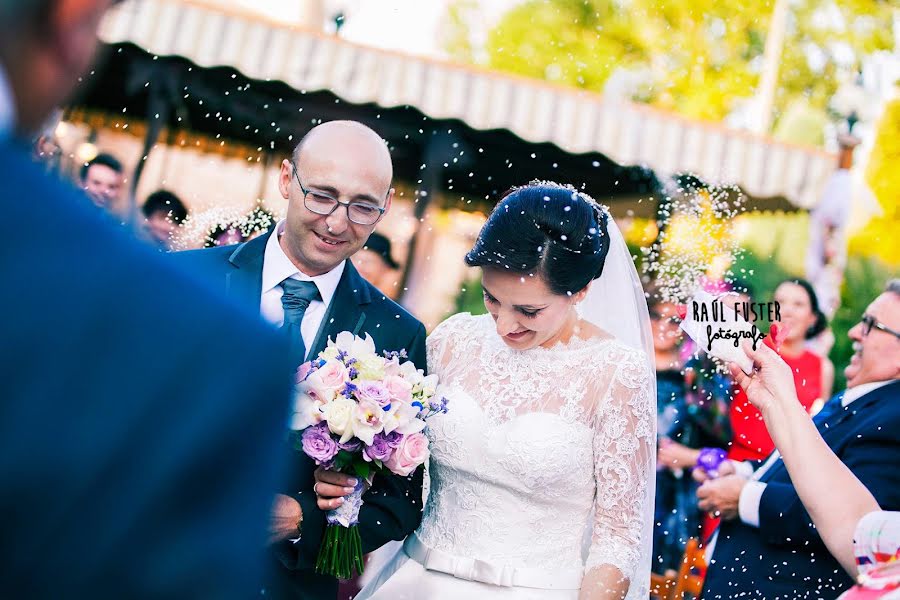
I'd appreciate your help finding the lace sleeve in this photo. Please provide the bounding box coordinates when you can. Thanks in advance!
[426,312,467,380]
[585,345,655,584]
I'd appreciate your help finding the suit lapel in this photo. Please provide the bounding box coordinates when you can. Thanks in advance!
[307,262,371,359]
[820,383,893,435]
[223,229,271,312]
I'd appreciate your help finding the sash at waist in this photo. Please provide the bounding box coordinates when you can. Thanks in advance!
[403,533,583,590]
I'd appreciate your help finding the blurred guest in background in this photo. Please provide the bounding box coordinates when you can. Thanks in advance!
[728,278,832,462]
[651,294,734,572]
[31,108,61,174]
[141,189,187,251]
[80,152,124,212]
[205,223,247,248]
[662,284,747,542]
[352,231,401,299]
[649,297,693,574]
[805,134,861,320]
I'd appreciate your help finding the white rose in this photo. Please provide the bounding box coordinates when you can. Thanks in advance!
[355,354,386,381]
[322,396,356,443]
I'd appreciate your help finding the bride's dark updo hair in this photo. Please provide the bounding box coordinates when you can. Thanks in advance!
[465,181,611,296]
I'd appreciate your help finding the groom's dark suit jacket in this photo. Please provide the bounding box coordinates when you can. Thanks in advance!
[175,230,427,599]
[702,380,900,600]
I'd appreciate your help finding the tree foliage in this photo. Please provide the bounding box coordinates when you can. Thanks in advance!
[456,0,894,129]
[851,98,900,266]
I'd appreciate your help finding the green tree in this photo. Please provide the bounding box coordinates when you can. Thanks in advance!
[777,0,895,122]
[454,0,894,130]
[851,98,900,266]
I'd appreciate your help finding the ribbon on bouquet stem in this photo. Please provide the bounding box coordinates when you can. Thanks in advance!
[315,477,371,579]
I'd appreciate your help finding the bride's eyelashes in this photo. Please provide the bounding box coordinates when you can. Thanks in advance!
[482,292,542,319]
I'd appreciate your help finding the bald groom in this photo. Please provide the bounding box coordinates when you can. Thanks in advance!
[175,120,427,600]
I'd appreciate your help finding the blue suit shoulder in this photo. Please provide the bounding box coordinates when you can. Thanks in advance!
[0,141,290,597]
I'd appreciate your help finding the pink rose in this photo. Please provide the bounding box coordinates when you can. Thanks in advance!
[318,359,349,388]
[305,359,348,402]
[384,432,429,477]
[384,375,413,404]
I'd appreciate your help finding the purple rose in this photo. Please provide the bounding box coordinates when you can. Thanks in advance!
[356,381,392,408]
[363,433,394,463]
[382,430,403,449]
[301,423,339,465]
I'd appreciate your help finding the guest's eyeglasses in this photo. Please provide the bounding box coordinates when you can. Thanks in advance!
[291,162,386,226]
[860,314,900,339]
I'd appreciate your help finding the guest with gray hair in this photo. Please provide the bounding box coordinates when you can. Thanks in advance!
[699,279,900,599]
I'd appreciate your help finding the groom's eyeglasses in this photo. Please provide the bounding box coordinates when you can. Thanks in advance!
[291,161,386,226]
[860,314,900,340]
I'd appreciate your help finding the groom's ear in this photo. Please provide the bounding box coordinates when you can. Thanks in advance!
[278,159,293,200]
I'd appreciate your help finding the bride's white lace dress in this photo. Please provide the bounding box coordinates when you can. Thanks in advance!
[357,313,655,599]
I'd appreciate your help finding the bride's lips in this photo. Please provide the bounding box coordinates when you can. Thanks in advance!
[505,330,531,341]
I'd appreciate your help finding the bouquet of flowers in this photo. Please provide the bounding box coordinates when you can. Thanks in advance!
[290,332,447,579]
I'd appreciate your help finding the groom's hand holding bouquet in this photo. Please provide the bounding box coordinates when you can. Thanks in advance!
[290,332,446,579]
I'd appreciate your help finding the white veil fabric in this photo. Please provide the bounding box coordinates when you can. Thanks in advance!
[576,209,657,599]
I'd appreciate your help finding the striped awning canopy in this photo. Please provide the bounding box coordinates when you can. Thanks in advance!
[98,0,836,209]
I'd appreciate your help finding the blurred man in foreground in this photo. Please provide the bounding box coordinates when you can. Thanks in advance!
[0,1,292,596]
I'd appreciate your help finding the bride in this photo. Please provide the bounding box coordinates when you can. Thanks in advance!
[315,181,656,599]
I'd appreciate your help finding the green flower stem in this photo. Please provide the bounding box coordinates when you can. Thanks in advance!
[315,524,365,580]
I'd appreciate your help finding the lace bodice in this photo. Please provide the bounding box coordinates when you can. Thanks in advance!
[416,313,655,596]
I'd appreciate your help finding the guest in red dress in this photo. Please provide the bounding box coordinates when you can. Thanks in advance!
[728,278,834,462]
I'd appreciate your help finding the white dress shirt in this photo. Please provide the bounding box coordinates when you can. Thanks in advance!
[737,379,896,527]
[0,63,16,139]
[259,220,345,354]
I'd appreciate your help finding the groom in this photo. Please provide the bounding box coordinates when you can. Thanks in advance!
[175,120,427,599]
